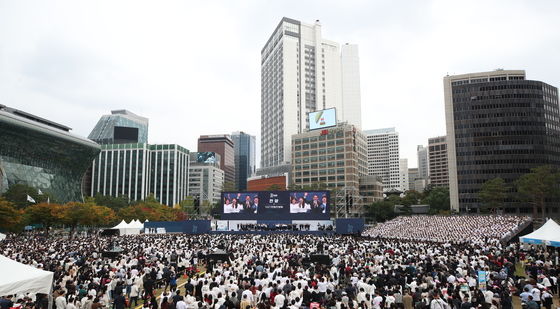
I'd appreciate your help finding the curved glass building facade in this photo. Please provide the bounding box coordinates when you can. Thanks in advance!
[0,105,101,202]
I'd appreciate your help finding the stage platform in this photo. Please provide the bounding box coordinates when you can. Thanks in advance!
[208,230,336,235]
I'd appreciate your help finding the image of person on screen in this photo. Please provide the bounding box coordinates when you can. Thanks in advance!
[297,195,311,213]
[223,197,232,213]
[250,196,259,214]
[310,194,321,213]
[320,195,328,214]
[289,196,300,213]
[224,197,241,214]
[241,195,253,214]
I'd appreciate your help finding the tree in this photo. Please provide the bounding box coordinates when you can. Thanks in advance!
[118,195,185,222]
[0,198,25,232]
[516,165,560,219]
[421,186,450,212]
[2,184,52,208]
[267,184,282,191]
[402,190,423,206]
[89,205,117,226]
[24,203,65,233]
[478,178,507,213]
[180,196,198,216]
[365,200,397,223]
[93,194,130,209]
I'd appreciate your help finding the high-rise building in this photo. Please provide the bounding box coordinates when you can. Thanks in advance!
[408,168,419,191]
[428,136,449,187]
[188,152,224,205]
[359,175,384,205]
[90,143,190,206]
[291,123,367,215]
[198,135,235,186]
[417,145,429,180]
[88,110,149,144]
[365,128,401,191]
[399,158,409,192]
[231,131,256,191]
[260,17,362,169]
[444,69,560,213]
[0,105,100,202]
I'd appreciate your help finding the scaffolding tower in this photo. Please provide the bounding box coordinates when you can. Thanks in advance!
[333,186,365,218]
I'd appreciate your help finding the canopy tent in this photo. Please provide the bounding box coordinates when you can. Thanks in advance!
[0,255,54,296]
[520,219,560,247]
[110,220,141,235]
[129,220,144,229]
[0,233,6,241]
[112,220,129,229]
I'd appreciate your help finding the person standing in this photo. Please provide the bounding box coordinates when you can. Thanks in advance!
[403,291,413,309]
[56,291,67,309]
[542,288,553,309]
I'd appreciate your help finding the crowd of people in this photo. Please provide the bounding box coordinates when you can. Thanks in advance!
[363,215,531,245]
[237,224,311,232]
[0,215,557,309]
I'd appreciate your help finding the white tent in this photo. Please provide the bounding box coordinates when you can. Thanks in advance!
[112,220,129,229]
[0,255,54,296]
[0,233,6,241]
[129,220,144,229]
[520,219,560,247]
[110,220,140,235]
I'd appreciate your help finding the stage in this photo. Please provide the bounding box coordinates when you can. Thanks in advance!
[142,218,364,235]
[208,230,336,235]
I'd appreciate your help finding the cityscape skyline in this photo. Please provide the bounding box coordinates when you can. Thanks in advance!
[1,1,560,169]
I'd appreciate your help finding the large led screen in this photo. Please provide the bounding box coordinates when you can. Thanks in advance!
[308,108,337,130]
[221,191,330,220]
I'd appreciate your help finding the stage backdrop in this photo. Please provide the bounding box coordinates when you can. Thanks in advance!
[221,191,330,220]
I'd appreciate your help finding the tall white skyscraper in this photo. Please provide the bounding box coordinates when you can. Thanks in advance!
[365,128,401,191]
[260,17,362,169]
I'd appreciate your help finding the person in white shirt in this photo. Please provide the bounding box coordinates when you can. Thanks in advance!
[176,296,188,309]
[55,292,67,309]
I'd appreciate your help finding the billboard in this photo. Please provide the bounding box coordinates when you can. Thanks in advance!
[196,152,218,164]
[221,191,330,220]
[308,108,337,130]
[113,126,139,143]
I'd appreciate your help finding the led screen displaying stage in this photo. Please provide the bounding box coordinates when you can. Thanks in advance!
[221,191,330,220]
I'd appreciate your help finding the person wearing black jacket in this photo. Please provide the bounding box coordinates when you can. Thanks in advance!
[114,293,126,309]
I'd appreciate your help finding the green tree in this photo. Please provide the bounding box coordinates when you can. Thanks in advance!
[402,190,423,206]
[516,165,560,219]
[179,196,197,216]
[365,200,397,223]
[2,184,52,208]
[93,193,130,209]
[478,178,507,213]
[421,186,450,212]
[267,184,282,191]
[0,198,25,232]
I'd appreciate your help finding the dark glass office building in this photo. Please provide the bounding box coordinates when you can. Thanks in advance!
[231,131,256,191]
[0,105,101,202]
[444,70,560,214]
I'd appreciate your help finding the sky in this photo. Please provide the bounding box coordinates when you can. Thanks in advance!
[1,0,559,168]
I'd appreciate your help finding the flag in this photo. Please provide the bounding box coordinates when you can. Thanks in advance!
[37,189,43,195]
[26,195,36,203]
[47,197,50,204]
